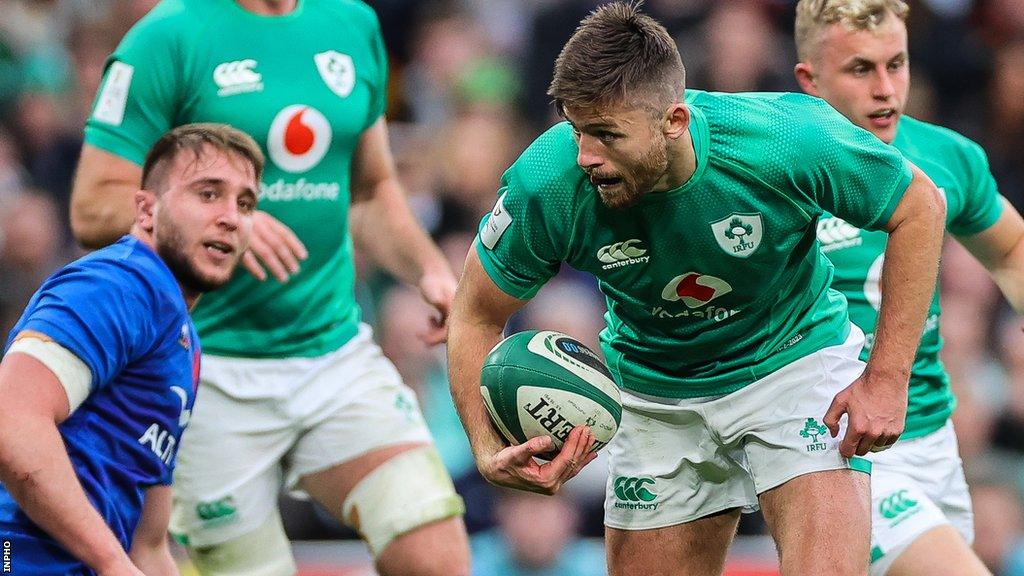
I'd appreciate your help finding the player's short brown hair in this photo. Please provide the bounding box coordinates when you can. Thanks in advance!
[142,123,264,192]
[548,1,684,117]
[795,0,909,62]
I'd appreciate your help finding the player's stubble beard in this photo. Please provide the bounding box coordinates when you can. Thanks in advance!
[155,209,234,295]
[596,134,669,210]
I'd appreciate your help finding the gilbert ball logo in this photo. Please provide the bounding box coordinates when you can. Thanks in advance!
[267,105,332,173]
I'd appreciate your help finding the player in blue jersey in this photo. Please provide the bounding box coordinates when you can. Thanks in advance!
[0,123,261,576]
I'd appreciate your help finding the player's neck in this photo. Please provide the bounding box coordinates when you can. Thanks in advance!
[653,130,697,193]
[235,0,298,16]
[129,228,201,309]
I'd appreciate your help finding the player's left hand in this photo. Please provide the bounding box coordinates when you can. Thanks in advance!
[823,371,906,458]
[417,268,458,345]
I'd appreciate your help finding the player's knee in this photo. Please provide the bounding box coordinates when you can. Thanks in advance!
[342,445,466,558]
[186,512,296,576]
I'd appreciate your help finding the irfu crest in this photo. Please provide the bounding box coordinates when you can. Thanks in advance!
[710,213,763,258]
[314,50,356,98]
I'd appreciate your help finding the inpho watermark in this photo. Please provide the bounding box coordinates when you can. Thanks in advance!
[3,538,11,573]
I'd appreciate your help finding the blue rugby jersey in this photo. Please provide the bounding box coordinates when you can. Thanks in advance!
[0,236,199,575]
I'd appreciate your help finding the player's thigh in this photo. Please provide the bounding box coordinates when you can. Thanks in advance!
[759,469,871,576]
[606,509,741,576]
[735,325,872,498]
[869,423,982,575]
[299,442,468,573]
[171,360,298,549]
[185,510,297,576]
[285,329,437,494]
[604,388,757,533]
[298,441,426,515]
[292,332,466,561]
[885,525,991,576]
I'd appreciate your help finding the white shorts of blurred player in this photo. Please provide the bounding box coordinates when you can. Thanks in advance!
[867,420,973,576]
[169,324,462,562]
[605,324,871,530]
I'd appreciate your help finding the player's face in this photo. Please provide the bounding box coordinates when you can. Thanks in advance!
[154,146,258,294]
[563,102,669,209]
[799,17,909,143]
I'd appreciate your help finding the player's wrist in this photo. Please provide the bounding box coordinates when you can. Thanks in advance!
[860,361,911,390]
[469,428,507,469]
[92,547,135,576]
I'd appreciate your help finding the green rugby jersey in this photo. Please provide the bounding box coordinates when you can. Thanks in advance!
[820,115,1004,439]
[478,91,914,398]
[85,0,387,358]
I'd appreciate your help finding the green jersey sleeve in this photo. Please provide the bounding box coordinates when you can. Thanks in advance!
[365,10,388,129]
[948,139,1004,236]
[83,1,188,165]
[785,96,914,231]
[475,178,563,300]
[475,125,582,299]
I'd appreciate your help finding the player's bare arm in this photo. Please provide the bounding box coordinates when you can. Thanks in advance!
[0,342,142,576]
[447,249,597,495]
[350,117,457,344]
[70,144,142,249]
[128,486,177,576]
[825,164,945,457]
[957,199,1024,311]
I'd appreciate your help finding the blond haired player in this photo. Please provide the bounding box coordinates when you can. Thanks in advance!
[795,1,1024,574]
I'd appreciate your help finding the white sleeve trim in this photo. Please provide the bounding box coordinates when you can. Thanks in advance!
[5,338,93,413]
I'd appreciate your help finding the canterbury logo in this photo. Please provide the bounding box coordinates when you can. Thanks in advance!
[613,477,657,502]
[196,496,237,522]
[598,240,646,263]
[597,239,649,270]
[213,60,262,95]
[879,490,919,519]
[817,216,862,252]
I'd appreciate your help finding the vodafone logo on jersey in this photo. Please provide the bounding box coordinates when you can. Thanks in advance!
[661,272,732,308]
[267,105,332,173]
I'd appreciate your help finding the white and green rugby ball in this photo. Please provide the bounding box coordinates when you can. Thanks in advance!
[480,330,622,457]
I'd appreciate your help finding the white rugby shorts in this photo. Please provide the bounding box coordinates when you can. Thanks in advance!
[605,325,871,530]
[169,325,436,547]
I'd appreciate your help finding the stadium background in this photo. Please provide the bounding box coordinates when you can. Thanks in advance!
[1,0,1023,573]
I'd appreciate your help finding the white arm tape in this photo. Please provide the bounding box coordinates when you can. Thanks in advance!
[5,337,92,413]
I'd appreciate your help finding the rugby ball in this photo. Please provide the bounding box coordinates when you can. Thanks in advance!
[480,330,621,457]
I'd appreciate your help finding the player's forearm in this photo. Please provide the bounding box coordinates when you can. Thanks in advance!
[0,416,131,571]
[350,178,451,286]
[988,241,1024,313]
[447,314,509,462]
[129,540,178,576]
[867,202,945,383]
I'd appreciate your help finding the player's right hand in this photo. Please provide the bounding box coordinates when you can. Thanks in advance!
[241,211,308,282]
[823,371,906,457]
[477,425,597,495]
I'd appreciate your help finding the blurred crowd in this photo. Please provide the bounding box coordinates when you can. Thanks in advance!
[2,0,1024,574]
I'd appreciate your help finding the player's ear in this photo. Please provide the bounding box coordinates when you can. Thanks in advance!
[664,102,689,140]
[794,62,819,96]
[135,189,157,232]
